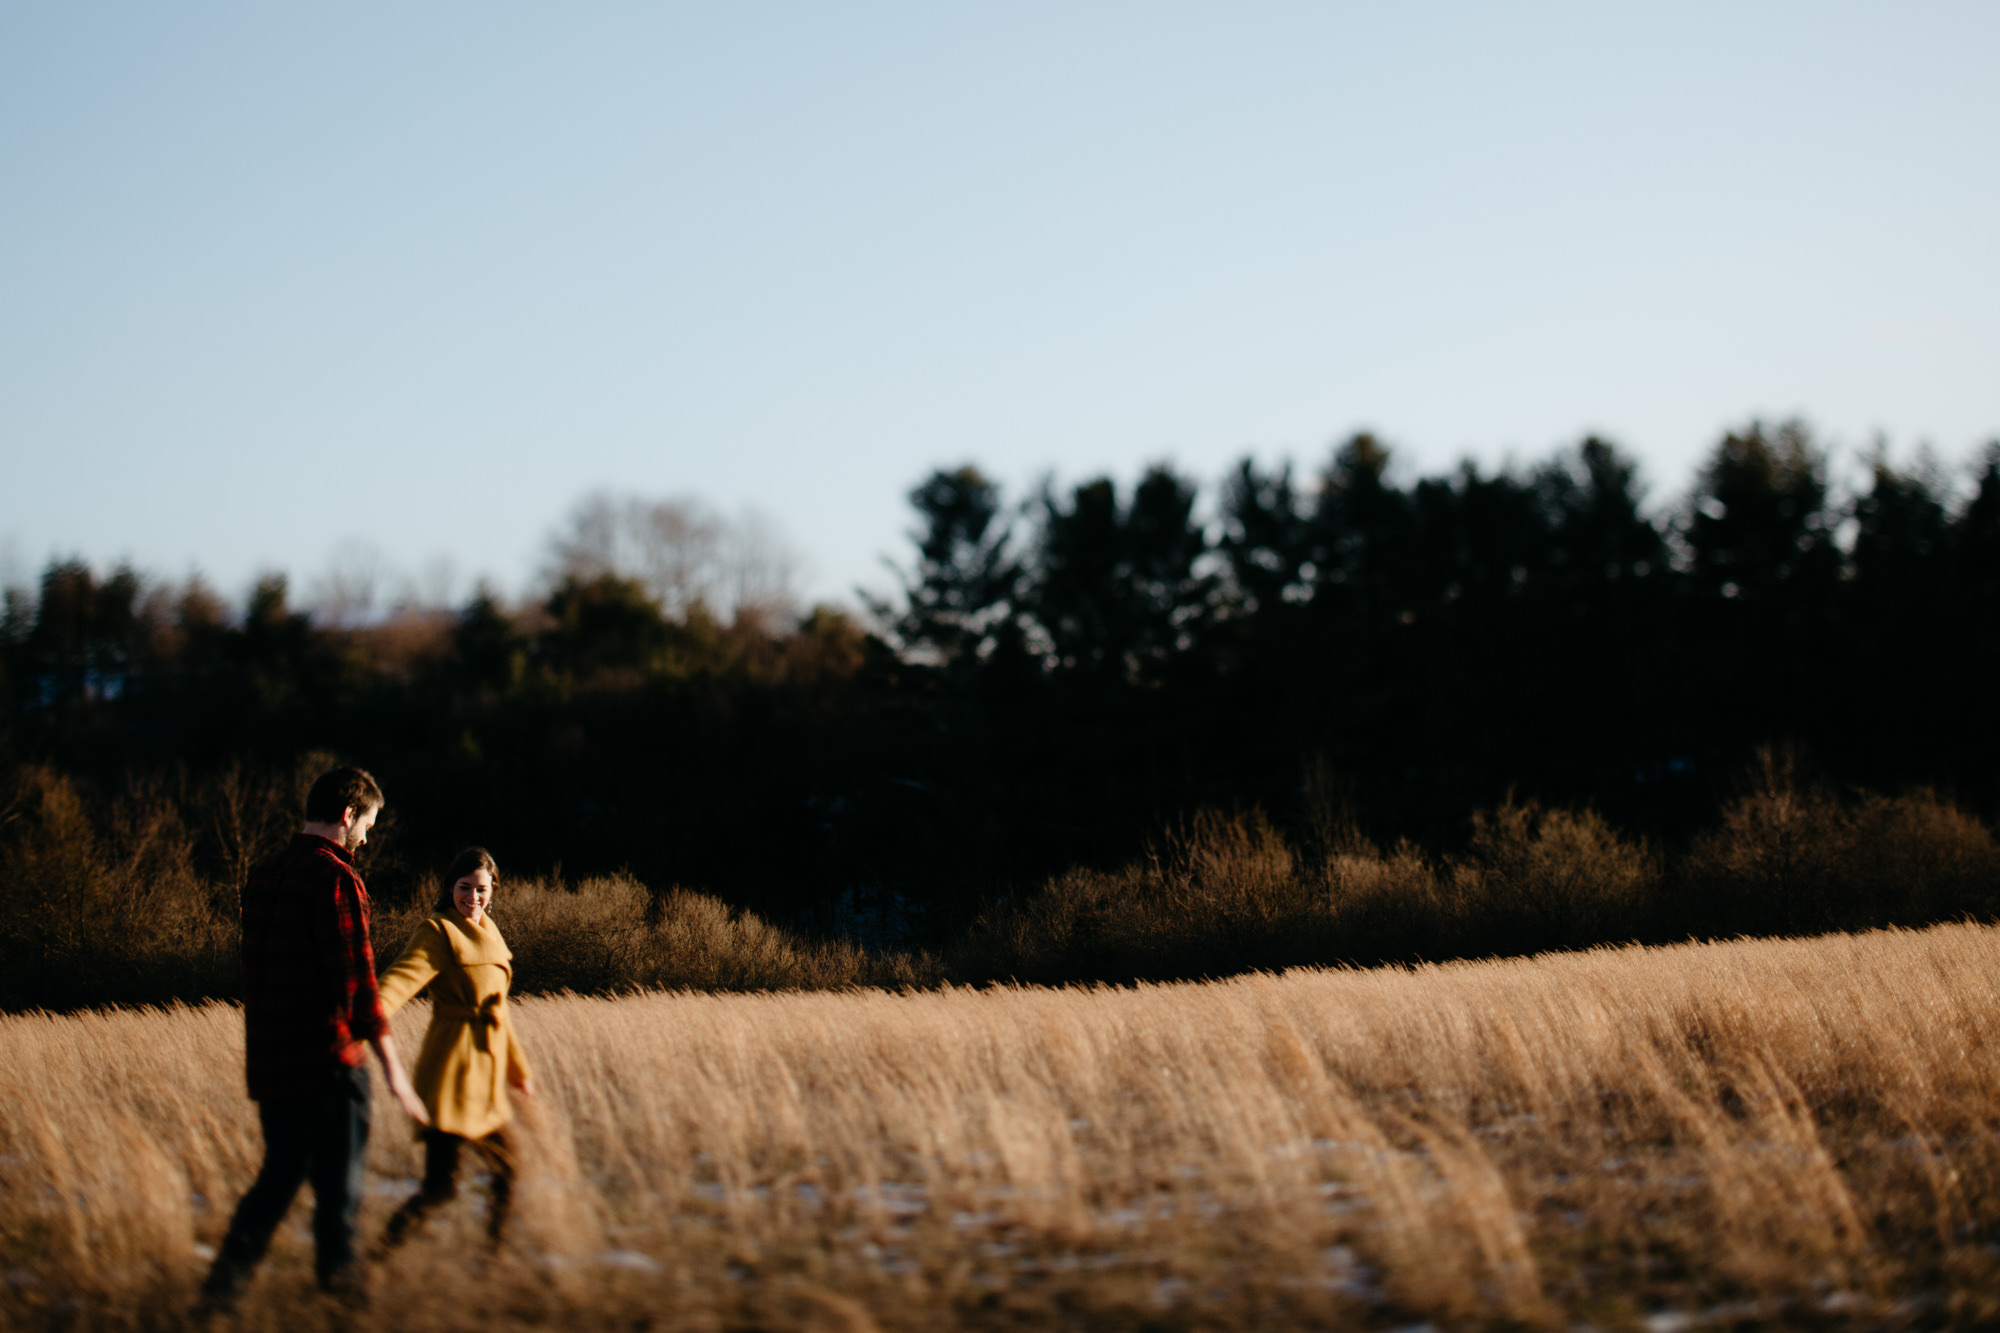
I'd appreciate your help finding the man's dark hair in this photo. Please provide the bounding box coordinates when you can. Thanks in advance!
[304,767,385,824]
[435,846,500,913]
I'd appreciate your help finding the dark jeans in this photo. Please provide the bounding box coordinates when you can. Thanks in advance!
[379,1127,517,1251]
[204,1065,372,1297]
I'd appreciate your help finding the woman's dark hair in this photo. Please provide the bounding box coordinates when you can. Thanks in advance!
[435,846,500,913]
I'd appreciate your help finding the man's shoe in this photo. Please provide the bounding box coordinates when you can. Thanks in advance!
[190,1285,240,1326]
[193,1259,247,1324]
[320,1263,372,1313]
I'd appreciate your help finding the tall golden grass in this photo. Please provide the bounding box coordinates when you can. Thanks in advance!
[7,922,2000,1330]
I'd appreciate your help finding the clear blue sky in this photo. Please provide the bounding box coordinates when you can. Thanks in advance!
[4,3,1996,611]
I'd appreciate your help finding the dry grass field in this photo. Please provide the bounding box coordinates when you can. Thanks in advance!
[6,923,2000,1331]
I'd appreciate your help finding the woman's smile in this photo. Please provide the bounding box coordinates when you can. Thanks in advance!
[453,869,494,925]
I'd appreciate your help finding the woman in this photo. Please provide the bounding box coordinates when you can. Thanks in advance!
[374,846,535,1251]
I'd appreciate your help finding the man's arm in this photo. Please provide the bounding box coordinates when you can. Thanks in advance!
[370,1031,430,1125]
[316,865,429,1124]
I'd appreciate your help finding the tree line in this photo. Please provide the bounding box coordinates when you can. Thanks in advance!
[3,419,1997,936]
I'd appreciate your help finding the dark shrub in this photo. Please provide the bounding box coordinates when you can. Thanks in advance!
[1452,798,1657,951]
[1679,749,1999,935]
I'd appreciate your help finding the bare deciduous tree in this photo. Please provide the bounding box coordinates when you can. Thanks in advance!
[547,492,801,627]
[722,506,804,631]
[306,539,388,628]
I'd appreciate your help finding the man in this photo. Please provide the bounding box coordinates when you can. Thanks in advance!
[200,765,429,1310]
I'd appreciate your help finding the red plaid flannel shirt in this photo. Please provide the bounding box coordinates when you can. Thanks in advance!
[239,833,388,1101]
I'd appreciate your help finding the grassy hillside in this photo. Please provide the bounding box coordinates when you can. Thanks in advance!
[7,923,2000,1329]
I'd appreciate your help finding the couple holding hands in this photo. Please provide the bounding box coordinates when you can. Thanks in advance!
[200,766,534,1311]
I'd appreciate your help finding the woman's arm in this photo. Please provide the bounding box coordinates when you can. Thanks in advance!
[506,1041,535,1092]
[375,920,447,1017]
[505,1007,536,1095]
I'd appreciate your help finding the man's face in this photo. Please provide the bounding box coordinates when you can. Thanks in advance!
[341,804,380,852]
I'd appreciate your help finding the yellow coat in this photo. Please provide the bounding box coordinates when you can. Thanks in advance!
[377,911,533,1140]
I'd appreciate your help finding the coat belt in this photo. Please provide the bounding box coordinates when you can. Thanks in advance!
[433,996,504,1052]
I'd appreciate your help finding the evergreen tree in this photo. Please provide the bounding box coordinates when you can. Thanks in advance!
[1534,437,1666,590]
[1305,433,1412,623]
[1030,465,1211,684]
[542,574,672,677]
[877,466,1020,672]
[1407,462,1546,614]
[1851,448,1950,592]
[1685,420,1838,600]
[26,560,142,707]
[1217,456,1310,617]
[1953,443,2000,600]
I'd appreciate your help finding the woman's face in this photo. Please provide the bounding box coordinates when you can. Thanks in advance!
[452,868,494,925]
